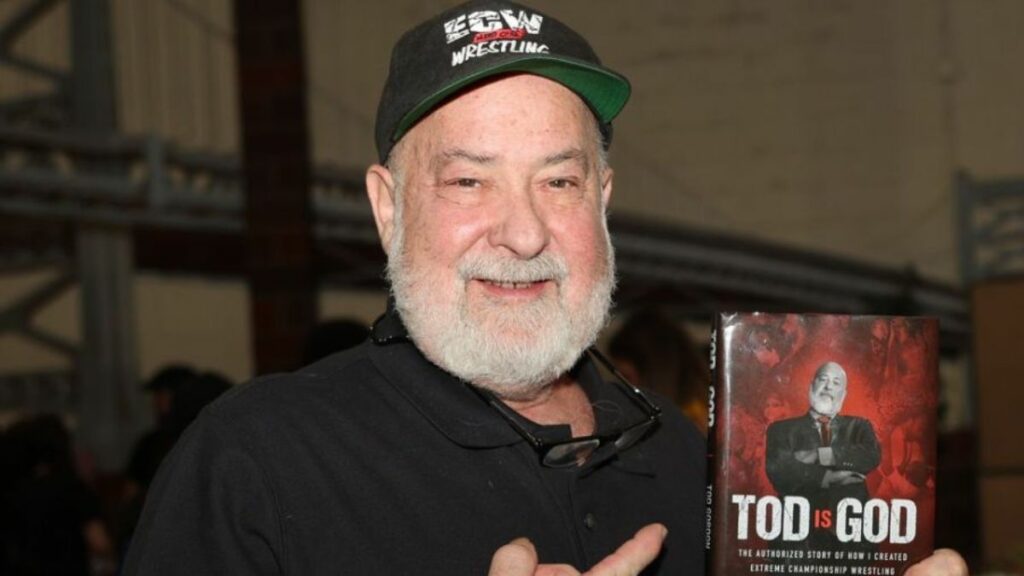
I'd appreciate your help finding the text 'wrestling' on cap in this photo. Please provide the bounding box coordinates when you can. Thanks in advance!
[374,0,631,164]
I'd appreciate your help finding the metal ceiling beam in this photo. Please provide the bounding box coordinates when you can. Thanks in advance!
[0,268,77,358]
[0,0,67,129]
[0,129,970,354]
[0,0,62,51]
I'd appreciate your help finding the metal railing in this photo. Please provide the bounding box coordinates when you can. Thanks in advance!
[957,171,1024,283]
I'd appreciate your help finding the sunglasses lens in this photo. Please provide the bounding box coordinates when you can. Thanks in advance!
[543,439,601,468]
[614,418,657,452]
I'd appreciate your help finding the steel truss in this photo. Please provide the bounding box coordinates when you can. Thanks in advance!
[0,0,971,437]
[1,125,969,345]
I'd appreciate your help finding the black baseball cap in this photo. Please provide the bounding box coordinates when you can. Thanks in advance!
[374,0,631,163]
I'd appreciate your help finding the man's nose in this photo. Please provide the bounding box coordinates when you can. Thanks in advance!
[488,188,550,258]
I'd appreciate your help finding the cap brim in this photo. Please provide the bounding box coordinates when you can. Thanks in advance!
[392,55,631,144]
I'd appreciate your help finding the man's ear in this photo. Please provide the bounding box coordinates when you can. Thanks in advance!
[366,164,398,252]
[600,167,614,208]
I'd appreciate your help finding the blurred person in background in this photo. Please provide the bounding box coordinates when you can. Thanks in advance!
[0,413,115,575]
[116,366,231,557]
[303,318,370,365]
[609,308,709,434]
[122,365,198,497]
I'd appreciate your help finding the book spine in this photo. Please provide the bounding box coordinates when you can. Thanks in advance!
[704,313,726,575]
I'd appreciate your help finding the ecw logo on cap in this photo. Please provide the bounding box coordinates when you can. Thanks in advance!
[374,0,631,164]
[443,9,544,44]
[444,8,549,67]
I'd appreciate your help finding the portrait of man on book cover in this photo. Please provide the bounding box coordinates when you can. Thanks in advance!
[765,360,881,552]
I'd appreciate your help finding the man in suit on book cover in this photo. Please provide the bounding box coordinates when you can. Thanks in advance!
[765,361,881,549]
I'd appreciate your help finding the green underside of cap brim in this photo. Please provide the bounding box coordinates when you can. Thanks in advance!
[393,56,631,144]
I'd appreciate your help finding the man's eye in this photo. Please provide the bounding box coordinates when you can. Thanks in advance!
[450,178,480,188]
[548,178,577,189]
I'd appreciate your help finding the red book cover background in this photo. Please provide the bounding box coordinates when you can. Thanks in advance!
[707,313,938,575]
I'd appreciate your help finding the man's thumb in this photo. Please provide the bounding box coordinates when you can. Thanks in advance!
[489,537,539,576]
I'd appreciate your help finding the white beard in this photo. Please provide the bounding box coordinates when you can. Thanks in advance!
[386,201,616,400]
[810,392,845,417]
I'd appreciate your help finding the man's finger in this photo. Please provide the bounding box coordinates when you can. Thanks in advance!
[584,523,668,576]
[489,538,540,576]
[903,548,968,576]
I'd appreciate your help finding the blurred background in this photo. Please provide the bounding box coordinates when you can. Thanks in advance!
[0,0,1021,573]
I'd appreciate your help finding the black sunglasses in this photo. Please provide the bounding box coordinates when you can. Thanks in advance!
[471,347,662,468]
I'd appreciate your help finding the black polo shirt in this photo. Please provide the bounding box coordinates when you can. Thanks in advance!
[124,309,706,575]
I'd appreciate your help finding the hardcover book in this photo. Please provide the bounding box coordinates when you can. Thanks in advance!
[704,313,938,576]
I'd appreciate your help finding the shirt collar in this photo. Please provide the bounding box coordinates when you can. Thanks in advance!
[368,304,518,448]
[808,410,838,424]
[367,304,658,476]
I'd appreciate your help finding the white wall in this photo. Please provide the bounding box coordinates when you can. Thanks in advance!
[4,0,1024,381]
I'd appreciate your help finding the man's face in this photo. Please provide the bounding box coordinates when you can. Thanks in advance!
[809,362,847,417]
[373,74,615,400]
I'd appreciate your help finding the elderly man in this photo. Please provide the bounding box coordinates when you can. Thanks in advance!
[124,2,966,574]
[767,362,881,496]
[766,361,881,552]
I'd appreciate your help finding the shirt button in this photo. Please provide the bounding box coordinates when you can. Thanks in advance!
[583,512,597,530]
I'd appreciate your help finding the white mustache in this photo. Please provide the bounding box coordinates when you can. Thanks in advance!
[458,253,568,284]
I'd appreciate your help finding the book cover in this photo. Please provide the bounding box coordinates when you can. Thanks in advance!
[705,313,938,576]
